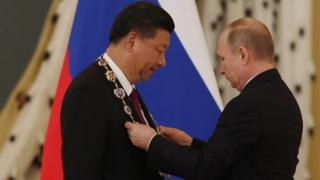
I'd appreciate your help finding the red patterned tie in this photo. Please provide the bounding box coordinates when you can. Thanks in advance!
[130,89,145,124]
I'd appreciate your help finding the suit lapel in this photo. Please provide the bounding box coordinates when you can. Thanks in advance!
[97,60,156,129]
[97,62,140,123]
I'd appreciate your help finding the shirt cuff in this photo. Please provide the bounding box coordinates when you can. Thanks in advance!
[146,134,158,151]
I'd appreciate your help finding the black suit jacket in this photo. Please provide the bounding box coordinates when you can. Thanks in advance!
[61,62,162,180]
[147,69,302,180]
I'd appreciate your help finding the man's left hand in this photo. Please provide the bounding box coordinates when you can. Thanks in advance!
[125,121,157,150]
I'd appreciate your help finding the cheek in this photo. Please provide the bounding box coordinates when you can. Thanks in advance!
[140,50,153,61]
[149,50,161,60]
[221,62,230,72]
[148,52,162,64]
[219,63,225,72]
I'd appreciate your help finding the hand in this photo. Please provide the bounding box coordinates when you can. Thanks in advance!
[124,121,157,151]
[159,126,193,146]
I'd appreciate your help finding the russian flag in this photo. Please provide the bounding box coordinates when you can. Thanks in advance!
[41,0,222,180]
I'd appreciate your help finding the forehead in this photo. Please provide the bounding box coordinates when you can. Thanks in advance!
[217,31,229,53]
[148,29,170,46]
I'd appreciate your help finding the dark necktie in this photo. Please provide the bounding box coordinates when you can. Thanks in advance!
[130,89,145,124]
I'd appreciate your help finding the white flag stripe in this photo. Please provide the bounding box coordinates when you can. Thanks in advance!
[159,0,223,110]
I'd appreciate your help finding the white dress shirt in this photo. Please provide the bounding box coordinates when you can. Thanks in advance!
[103,52,134,96]
[103,52,150,126]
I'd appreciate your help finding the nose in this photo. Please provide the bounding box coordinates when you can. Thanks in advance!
[218,64,224,75]
[158,57,166,67]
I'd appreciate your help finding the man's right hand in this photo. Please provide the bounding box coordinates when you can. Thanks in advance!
[159,126,193,146]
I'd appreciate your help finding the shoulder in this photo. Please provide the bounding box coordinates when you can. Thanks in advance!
[63,62,113,104]
[221,94,258,124]
[70,63,106,88]
[240,76,297,111]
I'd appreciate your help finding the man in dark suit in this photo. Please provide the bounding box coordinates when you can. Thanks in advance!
[125,18,303,180]
[60,2,174,180]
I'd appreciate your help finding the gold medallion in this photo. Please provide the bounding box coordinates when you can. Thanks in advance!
[97,58,107,67]
[114,88,126,99]
[105,70,117,82]
[124,105,133,115]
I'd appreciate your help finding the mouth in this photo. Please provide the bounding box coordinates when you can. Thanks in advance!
[150,67,157,73]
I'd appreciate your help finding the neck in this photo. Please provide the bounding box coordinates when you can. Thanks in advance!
[253,60,274,75]
[106,45,135,84]
[239,61,274,91]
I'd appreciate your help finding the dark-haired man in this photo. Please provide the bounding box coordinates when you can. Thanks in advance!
[126,18,302,180]
[61,2,174,180]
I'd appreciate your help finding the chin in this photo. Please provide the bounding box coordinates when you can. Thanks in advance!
[141,76,151,81]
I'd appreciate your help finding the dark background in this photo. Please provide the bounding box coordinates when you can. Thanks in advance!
[0,0,51,110]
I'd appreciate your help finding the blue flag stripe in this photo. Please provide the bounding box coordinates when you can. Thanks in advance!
[67,1,221,179]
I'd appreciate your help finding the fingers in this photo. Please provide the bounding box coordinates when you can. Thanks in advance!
[124,121,148,136]
[124,121,146,130]
[124,121,156,150]
[124,121,134,129]
[159,126,178,136]
[159,125,172,130]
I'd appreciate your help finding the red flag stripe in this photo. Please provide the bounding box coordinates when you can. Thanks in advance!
[41,50,71,180]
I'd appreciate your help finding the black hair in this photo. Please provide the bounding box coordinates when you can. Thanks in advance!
[109,1,175,44]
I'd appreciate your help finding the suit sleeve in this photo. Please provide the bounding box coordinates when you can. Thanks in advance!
[191,138,207,150]
[147,97,260,179]
[61,85,109,180]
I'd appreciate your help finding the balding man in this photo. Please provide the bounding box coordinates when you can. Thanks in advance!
[125,18,302,180]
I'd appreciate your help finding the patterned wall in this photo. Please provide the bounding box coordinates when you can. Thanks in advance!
[197,0,315,179]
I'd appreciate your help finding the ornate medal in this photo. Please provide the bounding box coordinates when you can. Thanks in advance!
[114,88,126,99]
[124,105,133,115]
[97,54,171,180]
[97,58,107,67]
[105,70,117,82]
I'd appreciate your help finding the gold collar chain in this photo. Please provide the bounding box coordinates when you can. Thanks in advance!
[97,55,137,123]
[96,55,172,180]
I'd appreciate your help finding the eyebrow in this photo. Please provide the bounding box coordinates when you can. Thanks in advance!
[159,45,168,50]
[216,54,224,60]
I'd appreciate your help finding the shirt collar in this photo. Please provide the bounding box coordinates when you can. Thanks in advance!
[103,52,134,95]
[243,75,257,89]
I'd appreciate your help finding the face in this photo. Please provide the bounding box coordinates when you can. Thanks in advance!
[131,29,170,83]
[217,32,243,91]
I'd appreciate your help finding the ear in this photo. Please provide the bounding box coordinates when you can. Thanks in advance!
[123,31,139,52]
[239,46,249,65]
